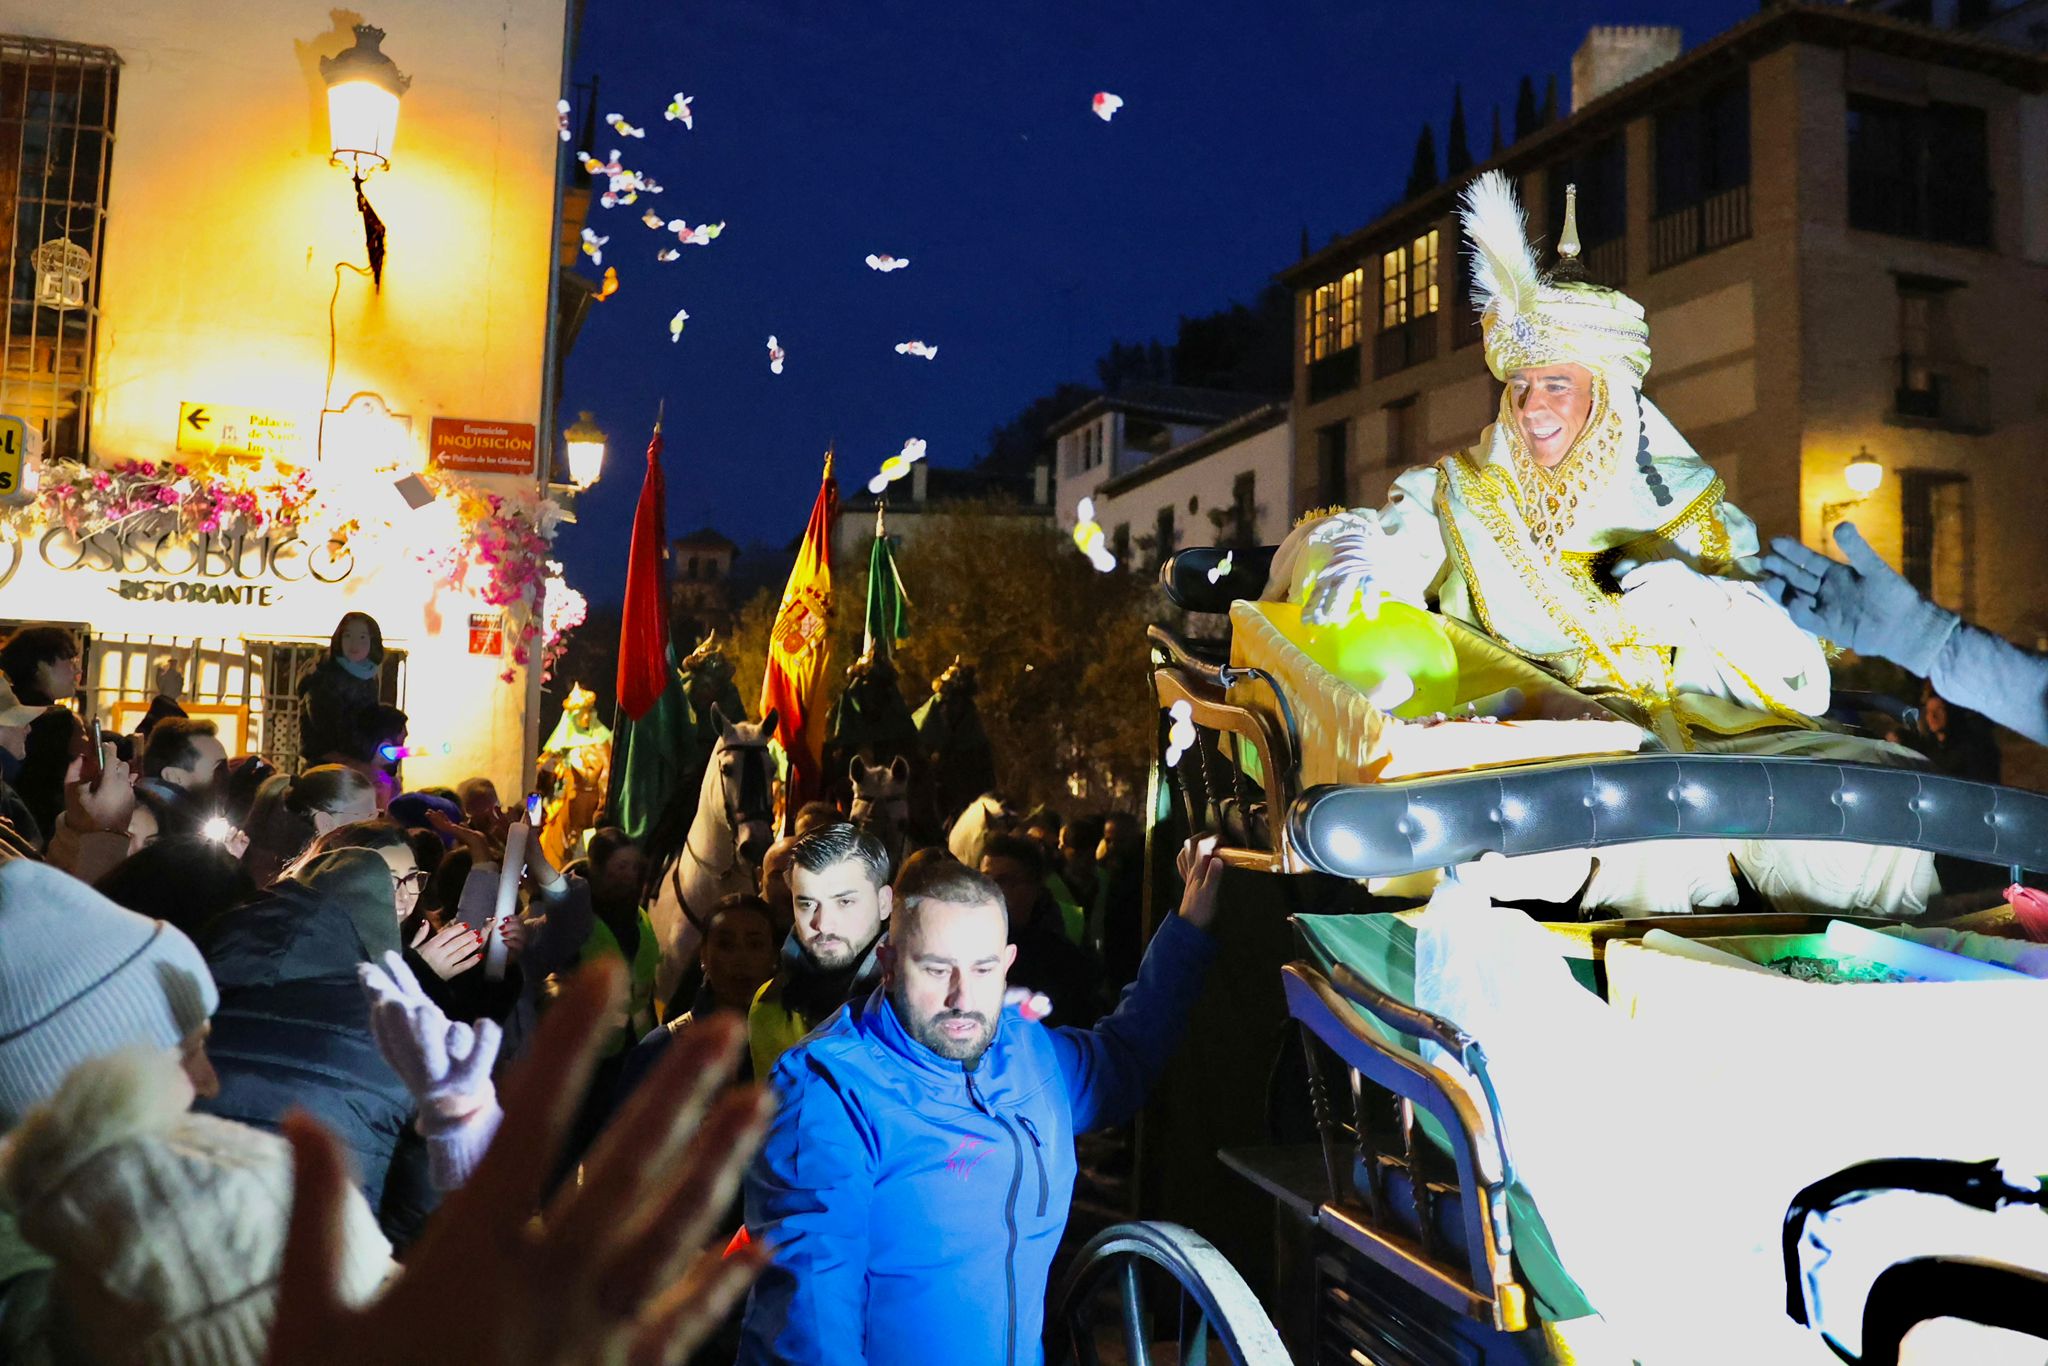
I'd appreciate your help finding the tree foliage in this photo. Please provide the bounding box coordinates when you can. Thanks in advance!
[731,502,1164,810]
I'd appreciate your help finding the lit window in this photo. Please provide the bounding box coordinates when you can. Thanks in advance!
[1303,267,1365,362]
[1381,229,1439,331]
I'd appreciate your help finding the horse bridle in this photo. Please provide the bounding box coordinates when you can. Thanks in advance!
[683,736,775,885]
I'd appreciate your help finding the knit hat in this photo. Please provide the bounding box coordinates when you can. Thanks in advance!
[0,1048,393,1365]
[0,861,220,1129]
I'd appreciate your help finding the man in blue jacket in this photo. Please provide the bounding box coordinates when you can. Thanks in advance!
[739,838,1223,1365]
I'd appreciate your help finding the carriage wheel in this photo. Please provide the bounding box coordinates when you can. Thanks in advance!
[1051,1220,1290,1365]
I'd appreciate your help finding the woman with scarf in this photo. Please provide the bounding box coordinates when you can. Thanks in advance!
[298,613,385,769]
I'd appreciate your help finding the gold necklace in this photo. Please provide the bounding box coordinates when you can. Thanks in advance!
[1502,375,1624,560]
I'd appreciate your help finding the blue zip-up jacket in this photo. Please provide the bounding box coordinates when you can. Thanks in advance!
[738,912,1215,1366]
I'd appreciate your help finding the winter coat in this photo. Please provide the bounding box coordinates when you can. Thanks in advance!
[195,848,433,1244]
[296,656,378,764]
[746,931,885,1083]
[738,914,1215,1366]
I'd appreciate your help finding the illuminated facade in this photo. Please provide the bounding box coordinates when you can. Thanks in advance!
[0,2,572,791]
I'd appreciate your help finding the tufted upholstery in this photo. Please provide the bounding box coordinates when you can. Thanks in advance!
[1288,755,2048,880]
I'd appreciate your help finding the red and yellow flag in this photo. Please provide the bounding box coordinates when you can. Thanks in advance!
[761,451,838,828]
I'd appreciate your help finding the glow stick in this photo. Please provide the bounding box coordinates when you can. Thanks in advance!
[487,822,528,981]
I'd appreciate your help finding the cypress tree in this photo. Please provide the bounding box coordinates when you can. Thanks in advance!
[1446,85,1473,176]
[1541,73,1558,125]
[1490,103,1504,157]
[1513,75,1539,140]
[1405,124,1438,200]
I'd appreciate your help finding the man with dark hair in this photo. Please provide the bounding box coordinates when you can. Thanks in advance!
[748,822,892,1079]
[740,839,1223,1365]
[981,832,1099,1027]
[792,799,843,835]
[135,717,227,842]
[0,626,81,707]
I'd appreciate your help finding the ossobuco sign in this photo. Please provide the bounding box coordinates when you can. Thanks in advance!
[0,514,355,601]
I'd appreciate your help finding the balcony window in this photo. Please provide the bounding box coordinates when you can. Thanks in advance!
[1891,278,1988,433]
[1,37,119,462]
[1378,230,1439,331]
[1900,469,1968,613]
[1302,266,1365,364]
[1848,96,1990,248]
[1651,78,1751,271]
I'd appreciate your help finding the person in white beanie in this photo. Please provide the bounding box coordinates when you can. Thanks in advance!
[0,1047,393,1366]
[0,859,224,1363]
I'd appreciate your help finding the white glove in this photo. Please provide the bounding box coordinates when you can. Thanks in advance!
[358,950,501,1131]
[1302,514,1386,625]
[1616,560,1734,646]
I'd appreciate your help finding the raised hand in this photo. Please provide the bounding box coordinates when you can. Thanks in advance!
[64,745,135,835]
[1758,523,1958,674]
[274,959,771,1366]
[410,921,484,981]
[1175,834,1224,931]
[361,950,498,1122]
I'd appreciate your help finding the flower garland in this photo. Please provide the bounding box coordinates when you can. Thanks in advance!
[3,455,580,687]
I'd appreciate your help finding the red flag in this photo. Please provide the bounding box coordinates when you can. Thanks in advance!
[760,452,838,826]
[615,424,670,721]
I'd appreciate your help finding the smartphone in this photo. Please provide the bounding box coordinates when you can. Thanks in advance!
[525,792,543,824]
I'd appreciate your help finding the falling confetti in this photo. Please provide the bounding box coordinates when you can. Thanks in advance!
[767,335,786,374]
[866,438,929,494]
[580,228,608,264]
[600,188,638,209]
[642,208,665,230]
[665,92,694,129]
[1207,550,1234,584]
[1165,699,1196,766]
[666,219,725,246]
[577,149,623,178]
[865,254,910,272]
[669,306,689,343]
[656,248,680,262]
[893,340,939,360]
[1092,91,1124,122]
[557,98,572,142]
[593,266,619,301]
[1072,497,1117,572]
[605,112,646,138]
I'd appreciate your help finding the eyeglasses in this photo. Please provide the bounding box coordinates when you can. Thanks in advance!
[395,869,429,895]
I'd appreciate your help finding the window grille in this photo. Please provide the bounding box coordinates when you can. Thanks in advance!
[1,36,119,462]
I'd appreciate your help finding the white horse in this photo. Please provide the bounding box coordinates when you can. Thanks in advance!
[850,756,914,873]
[945,791,1019,870]
[649,707,778,1004]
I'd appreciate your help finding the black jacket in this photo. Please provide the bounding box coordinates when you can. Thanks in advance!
[296,656,379,763]
[196,848,435,1244]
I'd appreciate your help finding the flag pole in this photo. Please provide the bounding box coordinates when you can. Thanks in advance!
[654,397,665,434]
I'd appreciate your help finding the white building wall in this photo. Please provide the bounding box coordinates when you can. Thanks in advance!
[1091,420,1293,556]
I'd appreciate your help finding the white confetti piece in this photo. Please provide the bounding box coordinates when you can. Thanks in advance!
[605,112,645,139]
[1092,91,1124,122]
[1165,699,1196,765]
[656,248,679,262]
[557,98,572,142]
[580,228,608,264]
[666,219,725,247]
[1072,497,1118,572]
[767,335,786,374]
[1207,550,1234,584]
[665,92,694,129]
[866,437,929,494]
[893,340,939,360]
[865,253,910,272]
[669,307,689,342]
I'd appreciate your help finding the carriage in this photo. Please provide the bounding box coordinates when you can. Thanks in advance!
[1046,545,2048,1366]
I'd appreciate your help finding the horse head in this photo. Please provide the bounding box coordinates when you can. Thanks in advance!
[710,704,778,869]
[849,755,911,838]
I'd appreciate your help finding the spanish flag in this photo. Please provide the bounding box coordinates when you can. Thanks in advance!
[761,451,838,829]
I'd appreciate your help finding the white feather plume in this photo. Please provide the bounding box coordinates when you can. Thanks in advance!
[1459,170,1541,330]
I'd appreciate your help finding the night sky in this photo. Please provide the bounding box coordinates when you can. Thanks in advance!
[553,0,1758,604]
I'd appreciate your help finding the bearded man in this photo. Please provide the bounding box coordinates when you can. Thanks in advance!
[1270,170,1932,917]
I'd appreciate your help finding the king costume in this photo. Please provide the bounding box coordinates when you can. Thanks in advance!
[1268,170,1935,918]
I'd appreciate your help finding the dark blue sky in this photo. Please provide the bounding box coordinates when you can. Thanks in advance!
[554,0,1758,603]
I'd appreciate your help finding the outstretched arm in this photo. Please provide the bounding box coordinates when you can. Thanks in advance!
[1267,465,1449,624]
[1052,839,1220,1134]
[1762,523,2048,743]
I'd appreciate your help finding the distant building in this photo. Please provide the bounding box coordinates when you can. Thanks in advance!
[1283,4,2048,787]
[831,460,1052,566]
[1047,385,1284,573]
[671,528,740,642]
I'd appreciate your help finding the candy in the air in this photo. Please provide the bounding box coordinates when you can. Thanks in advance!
[669,307,689,343]
[665,93,694,129]
[1164,699,1196,766]
[580,228,608,264]
[865,254,909,272]
[894,340,939,360]
[577,149,623,177]
[600,188,637,209]
[557,99,572,142]
[605,113,645,139]
[656,248,679,262]
[767,336,786,375]
[667,219,725,247]
[1207,551,1234,584]
[866,438,928,494]
[594,267,619,302]
[1092,92,1124,122]
[642,208,665,230]
[1072,497,1117,572]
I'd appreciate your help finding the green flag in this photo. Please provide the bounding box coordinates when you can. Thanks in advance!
[605,647,700,845]
[863,508,911,659]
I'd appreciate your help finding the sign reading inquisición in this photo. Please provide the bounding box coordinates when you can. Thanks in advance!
[430,418,537,475]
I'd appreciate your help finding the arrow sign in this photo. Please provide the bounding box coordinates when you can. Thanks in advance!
[176,401,299,460]
[185,405,210,432]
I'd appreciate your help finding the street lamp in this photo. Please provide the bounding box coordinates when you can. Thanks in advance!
[1822,445,1884,528]
[321,24,411,176]
[563,411,607,490]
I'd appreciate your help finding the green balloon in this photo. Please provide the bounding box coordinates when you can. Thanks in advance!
[1258,599,1460,718]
